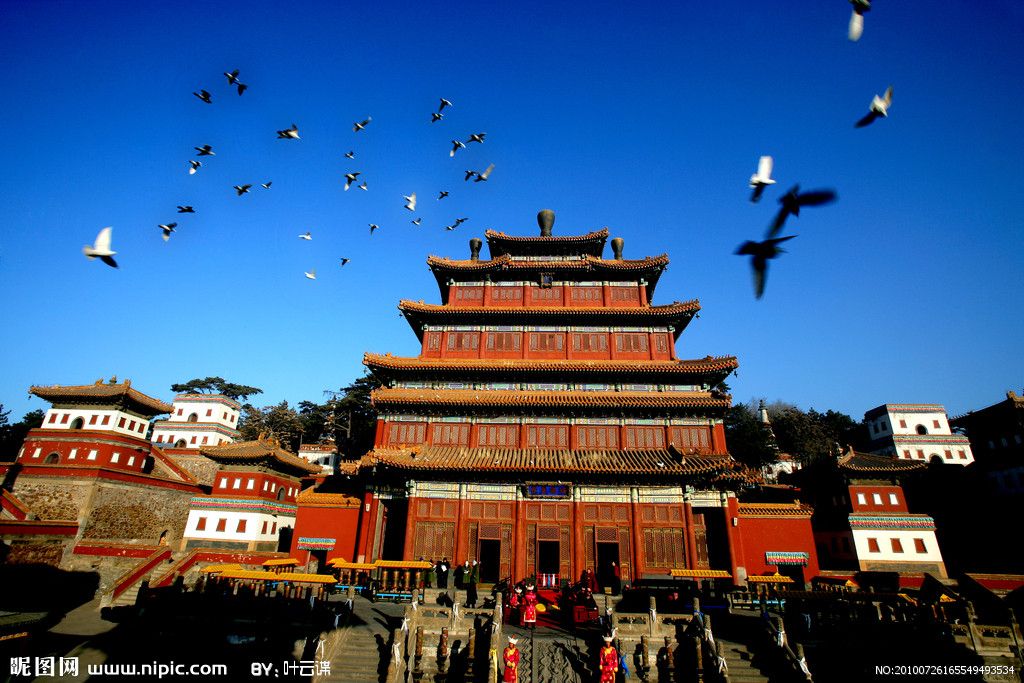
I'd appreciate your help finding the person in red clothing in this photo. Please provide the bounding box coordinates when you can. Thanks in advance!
[610,561,621,595]
[599,635,618,683]
[522,583,538,628]
[503,636,520,683]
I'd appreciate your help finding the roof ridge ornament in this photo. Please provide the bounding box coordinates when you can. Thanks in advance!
[538,209,554,236]
[611,237,624,260]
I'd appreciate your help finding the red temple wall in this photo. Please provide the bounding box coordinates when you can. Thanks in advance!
[291,504,361,566]
[848,485,908,513]
[736,515,819,579]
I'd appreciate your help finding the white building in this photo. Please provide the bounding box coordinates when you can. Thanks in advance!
[297,442,338,474]
[150,394,241,449]
[862,403,974,465]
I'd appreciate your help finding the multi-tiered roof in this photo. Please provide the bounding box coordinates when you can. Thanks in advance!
[361,210,740,484]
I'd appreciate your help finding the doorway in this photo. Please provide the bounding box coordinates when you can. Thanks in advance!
[478,539,502,583]
[596,542,620,591]
[777,564,805,587]
[538,540,560,576]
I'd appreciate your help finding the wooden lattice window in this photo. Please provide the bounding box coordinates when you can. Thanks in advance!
[570,287,601,301]
[669,426,711,452]
[525,425,568,448]
[625,426,665,449]
[572,333,608,352]
[388,422,426,446]
[432,423,470,446]
[610,288,639,302]
[447,332,479,350]
[529,333,564,351]
[493,287,523,301]
[413,521,456,560]
[478,424,519,447]
[615,333,648,353]
[643,527,687,569]
[576,426,618,449]
[486,332,521,351]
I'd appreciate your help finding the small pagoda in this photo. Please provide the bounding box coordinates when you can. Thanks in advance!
[356,211,755,587]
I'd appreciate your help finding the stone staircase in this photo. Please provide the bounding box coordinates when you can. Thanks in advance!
[317,601,400,683]
[716,636,770,683]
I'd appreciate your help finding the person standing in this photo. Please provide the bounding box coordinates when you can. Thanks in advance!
[523,583,538,629]
[611,561,621,595]
[437,557,449,589]
[599,635,619,683]
[503,635,520,683]
[467,559,480,608]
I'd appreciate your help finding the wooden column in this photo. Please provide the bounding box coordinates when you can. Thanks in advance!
[356,490,376,563]
[723,495,744,586]
[683,500,698,569]
[638,280,649,306]
[601,282,611,306]
[630,488,645,580]
[711,422,726,454]
[403,491,418,560]
[572,488,585,579]
[455,484,469,564]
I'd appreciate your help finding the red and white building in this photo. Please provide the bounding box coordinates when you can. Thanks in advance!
[151,394,241,449]
[862,403,974,465]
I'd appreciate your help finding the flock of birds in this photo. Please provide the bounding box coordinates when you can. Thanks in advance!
[733,0,889,299]
[82,74,494,276]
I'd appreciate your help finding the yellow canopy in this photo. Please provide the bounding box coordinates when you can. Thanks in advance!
[669,569,732,578]
[747,573,795,583]
[218,569,281,580]
[274,572,339,584]
[199,563,244,574]
[262,558,301,567]
[325,557,351,566]
[332,562,377,570]
[374,559,432,569]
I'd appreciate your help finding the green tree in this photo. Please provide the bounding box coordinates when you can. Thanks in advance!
[170,377,263,401]
[770,406,837,465]
[0,407,45,462]
[323,373,382,458]
[237,401,303,452]
[724,401,777,470]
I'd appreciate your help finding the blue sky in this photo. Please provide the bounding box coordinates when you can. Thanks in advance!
[1,0,1022,425]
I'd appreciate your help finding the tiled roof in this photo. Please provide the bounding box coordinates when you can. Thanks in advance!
[200,435,321,475]
[427,253,669,272]
[295,488,361,506]
[365,444,738,475]
[364,353,739,375]
[864,404,946,419]
[399,299,700,316]
[485,228,609,243]
[29,379,172,415]
[371,387,731,410]
[738,502,814,518]
[837,448,926,473]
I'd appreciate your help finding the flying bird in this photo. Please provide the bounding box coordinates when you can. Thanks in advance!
[158,223,177,242]
[359,182,368,190]
[277,124,299,139]
[431,112,444,123]
[194,145,214,156]
[353,117,371,132]
[299,232,312,240]
[193,89,211,103]
[450,140,466,157]
[464,170,477,181]
[735,236,798,299]
[749,156,776,203]
[404,193,417,211]
[345,151,355,159]
[767,185,838,237]
[305,269,316,280]
[848,0,870,41]
[473,164,495,182]
[455,217,469,226]
[224,70,240,85]
[466,133,486,144]
[439,98,452,112]
[189,160,202,174]
[445,225,457,231]
[855,85,892,127]
[340,258,350,266]
[344,172,361,190]
[261,181,272,189]
[177,206,194,213]
[369,224,379,235]
[83,227,118,268]
[412,218,421,225]
[236,82,248,96]
[438,191,449,200]
[234,184,252,195]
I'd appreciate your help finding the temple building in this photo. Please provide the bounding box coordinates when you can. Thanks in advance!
[0,379,203,564]
[862,403,974,465]
[151,393,241,449]
[340,210,818,588]
[182,435,319,551]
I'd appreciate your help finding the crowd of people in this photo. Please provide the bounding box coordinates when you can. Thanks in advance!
[421,557,482,608]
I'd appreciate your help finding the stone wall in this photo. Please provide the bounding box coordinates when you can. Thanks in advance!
[166,453,219,486]
[82,483,193,545]
[3,540,69,566]
[11,480,88,521]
